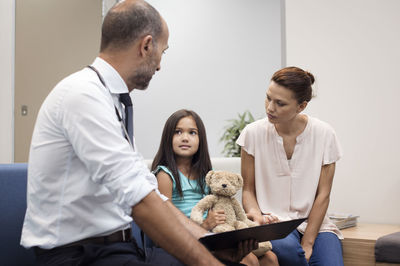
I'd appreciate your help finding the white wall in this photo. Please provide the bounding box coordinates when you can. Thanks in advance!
[2,0,398,224]
[285,0,400,224]
[133,0,283,158]
[0,0,282,163]
[102,0,119,17]
[0,0,14,163]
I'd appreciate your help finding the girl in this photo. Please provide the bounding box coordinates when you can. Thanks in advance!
[152,109,278,266]
[237,67,344,266]
[152,109,225,230]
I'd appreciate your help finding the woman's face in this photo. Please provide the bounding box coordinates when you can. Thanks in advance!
[172,116,200,159]
[265,81,306,124]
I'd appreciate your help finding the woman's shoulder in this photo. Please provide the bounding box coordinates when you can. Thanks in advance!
[307,115,337,135]
[244,117,269,132]
[237,118,270,147]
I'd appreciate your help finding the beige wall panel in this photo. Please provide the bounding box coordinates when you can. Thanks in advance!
[15,0,102,162]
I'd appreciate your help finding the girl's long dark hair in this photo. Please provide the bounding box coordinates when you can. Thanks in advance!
[151,109,212,198]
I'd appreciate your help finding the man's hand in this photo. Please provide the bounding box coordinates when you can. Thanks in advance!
[201,210,226,231]
[213,239,258,263]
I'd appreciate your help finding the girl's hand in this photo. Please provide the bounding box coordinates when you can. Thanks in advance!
[201,209,226,231]
[246,211,265,225]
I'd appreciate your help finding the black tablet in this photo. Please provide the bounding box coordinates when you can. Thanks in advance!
[199,217,307,250]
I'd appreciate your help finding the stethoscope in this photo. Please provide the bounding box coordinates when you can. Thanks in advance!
[87,65,134,150]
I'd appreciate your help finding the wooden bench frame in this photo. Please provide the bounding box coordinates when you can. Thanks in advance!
[341,223,400,266]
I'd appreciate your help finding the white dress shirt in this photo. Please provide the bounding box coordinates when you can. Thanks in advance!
[237,115,343,238]
[21,57,164,249]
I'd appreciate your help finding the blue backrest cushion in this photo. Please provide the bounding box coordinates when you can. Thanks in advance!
[0,163,36,266]
[0,163,148,265]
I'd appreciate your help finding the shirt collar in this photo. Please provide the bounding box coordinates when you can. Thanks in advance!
[268,115,311,143]
[91,57,129,94]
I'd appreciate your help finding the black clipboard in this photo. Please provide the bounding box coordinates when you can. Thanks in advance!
[199,218,307,251]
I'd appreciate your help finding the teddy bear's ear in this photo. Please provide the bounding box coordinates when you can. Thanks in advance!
[205,171,214,185]
[236,173,243,188]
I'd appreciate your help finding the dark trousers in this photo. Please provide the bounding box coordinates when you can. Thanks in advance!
[35,241,183,266]
[140,233,244,266]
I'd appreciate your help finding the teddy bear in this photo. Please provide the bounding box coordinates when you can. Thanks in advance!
[190,170,271,257]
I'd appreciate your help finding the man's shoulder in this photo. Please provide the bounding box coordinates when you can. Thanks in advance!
[45,67,111,118]
[55,68,100,94]
[51,68,108,104]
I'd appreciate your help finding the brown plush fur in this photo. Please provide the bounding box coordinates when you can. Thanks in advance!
[190,170,271,256]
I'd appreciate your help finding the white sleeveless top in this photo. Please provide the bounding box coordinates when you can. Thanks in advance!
[237,115,343,238]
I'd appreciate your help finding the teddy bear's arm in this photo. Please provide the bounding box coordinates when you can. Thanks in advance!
[231,198,247,221]
[231,198,256,226]
[190,195,217,225]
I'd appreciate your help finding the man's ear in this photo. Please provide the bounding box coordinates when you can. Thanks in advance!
[297,101,308,113]
[139,35,153,57]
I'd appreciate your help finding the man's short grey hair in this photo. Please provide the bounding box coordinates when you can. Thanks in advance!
[100,1,162,52]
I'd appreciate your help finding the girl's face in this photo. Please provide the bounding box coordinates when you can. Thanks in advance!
[172,116,200,159]
[265,81,307,124]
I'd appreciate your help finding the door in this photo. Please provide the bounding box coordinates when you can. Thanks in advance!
[14,0,102,162]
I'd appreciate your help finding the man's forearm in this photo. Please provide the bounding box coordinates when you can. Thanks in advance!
[132,191,222,265]
[165,200,209,239]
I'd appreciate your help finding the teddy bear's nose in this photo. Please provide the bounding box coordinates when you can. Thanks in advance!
[222,184,227,188]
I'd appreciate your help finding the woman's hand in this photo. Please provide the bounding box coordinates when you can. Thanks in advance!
[246,210,265,225]
[201,209,226,231]
[247,211,279,225]
[263,213,279,224]
[301,243,313,262]
[301,163,336,262]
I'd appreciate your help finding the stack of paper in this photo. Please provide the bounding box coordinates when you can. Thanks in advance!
[329,213,359,229]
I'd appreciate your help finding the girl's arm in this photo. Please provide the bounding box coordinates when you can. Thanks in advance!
[301,162,336,261]
[156,170,173,199]
[132,191,222,265]
[191,195,217,225]
[241,149,264,225]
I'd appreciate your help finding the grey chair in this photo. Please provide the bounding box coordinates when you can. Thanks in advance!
[375,231,400,264]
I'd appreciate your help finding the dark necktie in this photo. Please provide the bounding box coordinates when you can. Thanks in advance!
[119,93,134,145]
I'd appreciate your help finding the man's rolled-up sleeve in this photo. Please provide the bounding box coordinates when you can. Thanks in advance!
[61,83,159,210]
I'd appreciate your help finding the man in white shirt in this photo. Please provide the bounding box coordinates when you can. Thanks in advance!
[20,0,255,265]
